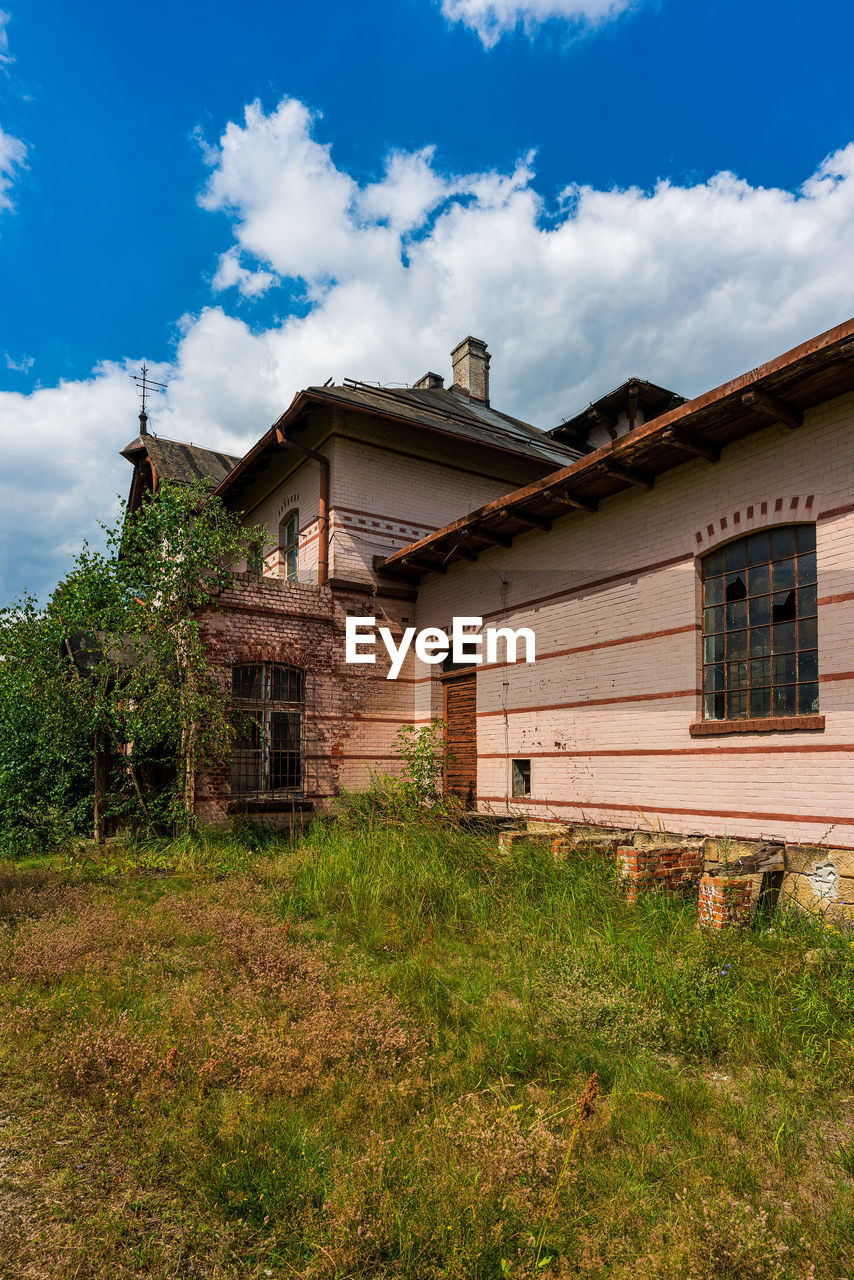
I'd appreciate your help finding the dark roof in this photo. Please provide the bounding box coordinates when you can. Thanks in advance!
[121,433,241,488]
[214,381,580,501]
[328,381,579,467]
[550,377,686,450]
[379,314,854,580]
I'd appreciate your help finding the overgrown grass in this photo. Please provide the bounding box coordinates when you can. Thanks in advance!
[0,815,852,1277]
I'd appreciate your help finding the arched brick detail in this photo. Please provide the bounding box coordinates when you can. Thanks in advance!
[693,494,819,555]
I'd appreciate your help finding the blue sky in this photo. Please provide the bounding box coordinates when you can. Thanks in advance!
[2,0,854,602]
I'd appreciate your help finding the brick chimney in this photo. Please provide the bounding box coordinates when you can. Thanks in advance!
[413,371,445,390]
[451,337,490,405]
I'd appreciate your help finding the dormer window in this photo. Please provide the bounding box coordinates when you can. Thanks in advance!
[280,510,299,582]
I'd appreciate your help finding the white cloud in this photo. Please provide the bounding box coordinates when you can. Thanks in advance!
[211,246,277,297]
[5,351,33,373]
[0,121,26,211]
[0,9,12,68]
[440,0,638,47]
[0,11,27,211]
[7,96,854,603]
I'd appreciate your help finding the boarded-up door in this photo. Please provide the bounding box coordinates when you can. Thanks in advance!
[444,674,477,808]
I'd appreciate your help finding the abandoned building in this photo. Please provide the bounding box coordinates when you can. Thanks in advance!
[121,319,854,916]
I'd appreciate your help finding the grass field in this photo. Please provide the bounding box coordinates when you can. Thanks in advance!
[1,815,853,1278]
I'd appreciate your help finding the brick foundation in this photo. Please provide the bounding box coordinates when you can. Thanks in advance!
[617,845,703,901]
[698,874,753,929]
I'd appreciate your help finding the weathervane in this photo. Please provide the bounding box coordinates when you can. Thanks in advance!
[131,362,168,435]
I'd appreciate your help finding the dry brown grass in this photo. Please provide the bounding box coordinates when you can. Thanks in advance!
[0,830,852,1279]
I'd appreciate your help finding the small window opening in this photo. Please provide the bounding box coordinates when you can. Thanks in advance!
[512,758,531,798]
[280,510,299,582]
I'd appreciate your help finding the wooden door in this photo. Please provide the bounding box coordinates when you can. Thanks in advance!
[444,674,477,808]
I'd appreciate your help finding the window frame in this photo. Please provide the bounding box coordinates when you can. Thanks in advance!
[230,662,305,797]
[693,523,823,735]
[279,510,299,582]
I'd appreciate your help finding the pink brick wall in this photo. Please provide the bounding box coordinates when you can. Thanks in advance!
[412,391,854,847]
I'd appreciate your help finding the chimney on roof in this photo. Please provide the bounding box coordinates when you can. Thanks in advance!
[413,371,445,390]
[451,336,490,405]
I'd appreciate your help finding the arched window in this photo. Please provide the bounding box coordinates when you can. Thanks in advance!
[280,510,299,582]
[701,525,818,721]
[231,663,305,795]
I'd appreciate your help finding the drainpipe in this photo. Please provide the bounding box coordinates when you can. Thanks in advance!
[274,428,330,587]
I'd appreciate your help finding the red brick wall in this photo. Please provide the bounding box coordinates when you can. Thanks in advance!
[195,574,415,823]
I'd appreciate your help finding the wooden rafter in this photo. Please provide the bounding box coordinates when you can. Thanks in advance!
[541,488,598,513]
[663,427,721,462]
[512,508,552,532]
[471,529,513,548]
[449,542,478,562]
[741,388,803,430]
[602,460,654,490]
[489,506,551,533]
[399,556,447,575]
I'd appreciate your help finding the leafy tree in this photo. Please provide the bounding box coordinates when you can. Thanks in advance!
[0,479,264,853]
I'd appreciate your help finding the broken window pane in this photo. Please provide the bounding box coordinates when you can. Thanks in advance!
[725,572,747,601]
[705,692,725,720]
[772,592,796,624]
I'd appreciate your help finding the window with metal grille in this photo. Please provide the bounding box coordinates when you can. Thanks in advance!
[280,510,299,582]
[702,525,818,721]
[231,663,305,795]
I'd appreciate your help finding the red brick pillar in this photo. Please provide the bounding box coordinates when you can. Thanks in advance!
[698,874,752,929]
[617,846,703,900]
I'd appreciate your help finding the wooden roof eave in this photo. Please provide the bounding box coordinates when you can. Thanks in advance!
[380,314,854,580]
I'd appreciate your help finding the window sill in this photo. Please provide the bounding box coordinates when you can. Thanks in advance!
[227,797,314,814]
[689,714,825,737]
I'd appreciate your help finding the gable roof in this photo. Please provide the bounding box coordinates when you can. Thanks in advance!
[214,381,579,501]
[379,314,854,580]
[121,433,241,489]
[550,377,686,450]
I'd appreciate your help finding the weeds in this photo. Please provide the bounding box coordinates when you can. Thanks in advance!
[0,818,852,1278]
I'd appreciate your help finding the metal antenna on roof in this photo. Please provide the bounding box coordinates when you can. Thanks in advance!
[131,363,168,436]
